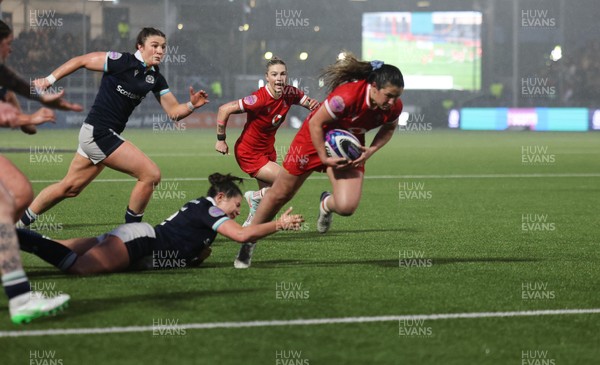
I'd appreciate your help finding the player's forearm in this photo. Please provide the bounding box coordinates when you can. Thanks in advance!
[50,53,105,82]
[368,124,396,154]
[0,64,41,101]
[167,104,193,122]
[13,114,33,128]
[232,221,280,243]
[309,117,329,161]
[216,103,235,136]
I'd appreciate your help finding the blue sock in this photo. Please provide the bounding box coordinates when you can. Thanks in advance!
[16,229,78,271]
[2,270,31,299]
[19,208,38,226]
[125,206,144,223]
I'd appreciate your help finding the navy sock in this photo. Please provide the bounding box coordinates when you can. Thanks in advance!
[16,229,78,271]
[19,208,37,226]
[2,270,31,299]
[125,206,144,223]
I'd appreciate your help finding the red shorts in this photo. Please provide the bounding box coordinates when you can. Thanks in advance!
[234,141,277,177]
[282,135,365,176]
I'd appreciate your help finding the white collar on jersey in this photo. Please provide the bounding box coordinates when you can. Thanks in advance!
[365,83,372,109]
[134,50,156,72]
[206,197,217,206]
[264,84,283,100]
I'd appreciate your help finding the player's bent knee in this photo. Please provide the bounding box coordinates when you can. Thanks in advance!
[141,168,161,185]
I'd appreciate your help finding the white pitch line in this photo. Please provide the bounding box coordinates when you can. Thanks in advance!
[28,173,600,184]
[1,308,599,338]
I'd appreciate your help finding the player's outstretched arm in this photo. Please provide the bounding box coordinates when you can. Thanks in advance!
[158,86,208,122]
[34,52,106,92]
[5,91,37,134]
[215,100,243,155]
[217,207,304,243]
[0,102,18,127]
[0,64,83,113]
[11,108,56,128]
[38,90,83,112]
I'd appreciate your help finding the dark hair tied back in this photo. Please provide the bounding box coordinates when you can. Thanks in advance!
[207,173,244,198]
[320,52,404,93]
[135,27,166,50]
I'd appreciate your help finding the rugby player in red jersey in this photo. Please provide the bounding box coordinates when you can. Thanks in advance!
[235,54,404,268]
[215,57,319,228]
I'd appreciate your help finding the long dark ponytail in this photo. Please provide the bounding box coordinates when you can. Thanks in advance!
[207,173,244,198]
[320,52,404,93]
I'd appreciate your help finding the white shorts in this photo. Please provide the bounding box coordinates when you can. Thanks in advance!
[97,222,156,243]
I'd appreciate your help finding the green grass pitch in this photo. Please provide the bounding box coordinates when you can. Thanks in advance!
[0,127,598,364]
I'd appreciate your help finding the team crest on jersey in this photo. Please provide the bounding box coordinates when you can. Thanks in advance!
[330,96,345,113]
[243,95,258,106]
[134,70,139,77]
[208,206,225,218]
[145,75,155,84]
[108,51,122,60]
[271,114,283,126]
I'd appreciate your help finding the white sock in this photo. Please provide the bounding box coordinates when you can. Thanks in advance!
[261,187,269,197]
[256,187,269,199]
[320,195,331,215]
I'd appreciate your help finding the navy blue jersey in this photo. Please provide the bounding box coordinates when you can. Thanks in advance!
[0,86,8,101]
[154,197,230,260]
[85,50,170,134]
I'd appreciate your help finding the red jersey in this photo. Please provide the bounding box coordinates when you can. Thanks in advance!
[295,79,402,148]
[283,79,402,175]
[236,85,307,153]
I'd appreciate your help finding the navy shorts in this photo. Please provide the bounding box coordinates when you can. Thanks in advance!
[77,123,125,164]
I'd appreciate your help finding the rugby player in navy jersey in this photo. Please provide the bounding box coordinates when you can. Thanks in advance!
[0,20,46,134]
[16,173,304,275]
[0,18,83,324]
[17,27,209,229]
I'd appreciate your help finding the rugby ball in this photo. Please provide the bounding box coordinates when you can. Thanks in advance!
[324,129,363,161]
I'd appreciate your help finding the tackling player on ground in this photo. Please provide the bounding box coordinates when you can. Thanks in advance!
[17,173,304,275]
[214,57,318,245]
[235,54,404,268]
[17,27,209,229]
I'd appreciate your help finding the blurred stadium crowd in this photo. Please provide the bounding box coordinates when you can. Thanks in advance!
[5,27,600,108]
